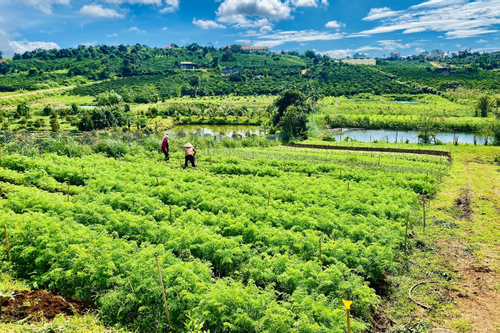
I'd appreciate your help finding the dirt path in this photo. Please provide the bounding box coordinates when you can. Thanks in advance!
[0,86,76,99]
[429,61,444,68]
[289,143,452,160]
[431,147,499,332]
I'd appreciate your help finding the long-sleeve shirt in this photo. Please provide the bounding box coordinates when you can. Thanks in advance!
[161,138,168,151]
[185,147,196,156]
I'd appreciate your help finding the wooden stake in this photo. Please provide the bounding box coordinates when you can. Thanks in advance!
[81,165,85,184]
[422,189,426,234]
[169,205,172,226]
[154,253,171,327]
[404,212,409,252]
[346,309,351,333]
[319,238,322,262]
[156,177,159,186]
[423,199,426,234]
[4,224,11,263]
[67,181,70,202]
[347,181,350,191]
[267,191,270,206]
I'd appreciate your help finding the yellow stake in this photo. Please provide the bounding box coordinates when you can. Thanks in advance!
[342,300,352,333]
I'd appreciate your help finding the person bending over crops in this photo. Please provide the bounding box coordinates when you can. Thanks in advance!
[184,142,196,168]
[161,133,169,161]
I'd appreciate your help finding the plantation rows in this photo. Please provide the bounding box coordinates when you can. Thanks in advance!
[0,145,448,332]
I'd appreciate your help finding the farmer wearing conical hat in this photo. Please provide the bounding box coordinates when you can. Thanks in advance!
[161,133,169,161]
[184,142,196,168]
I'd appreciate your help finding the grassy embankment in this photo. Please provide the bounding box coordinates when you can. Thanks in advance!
[378,145,498,332]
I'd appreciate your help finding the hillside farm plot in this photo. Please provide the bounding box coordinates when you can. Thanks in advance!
[0,144,450,332]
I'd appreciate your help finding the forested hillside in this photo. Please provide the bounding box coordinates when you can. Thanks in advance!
[0,44,452,100]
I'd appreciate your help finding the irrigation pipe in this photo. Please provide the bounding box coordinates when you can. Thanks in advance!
[408,281,442,310]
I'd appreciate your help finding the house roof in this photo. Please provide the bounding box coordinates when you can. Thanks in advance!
[180,62,196,65]
[0,59,6,64]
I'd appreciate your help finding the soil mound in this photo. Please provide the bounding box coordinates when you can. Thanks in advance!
[1,290,94,322]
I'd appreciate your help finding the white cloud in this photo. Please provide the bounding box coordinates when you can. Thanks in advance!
[445,28,498,39]
[255,29,344,48]
[105,0,162,5]
[107,33,119,37]
[216,0,292,28]
[162,27,168,31]
[378,39,413,50]
[363,7,402,21]
[104,0,179,12]
[128,27,146,34]
[20,0,70,14]
[0,29,60,56]
[410,0,466,9]
[11,40,60,53]
[360,1,500,39]
[82,41,97,47]
[325,20,345,29]
[317,45,382,59]
[415,47,425,53]
[160,0,180,13]
[80,5,124,19]
[476,39,487,43]
[192,19,226,30]
[292,0,328,7]
[361,0,500,39]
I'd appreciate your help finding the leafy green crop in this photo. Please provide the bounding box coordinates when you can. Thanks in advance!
[0,138,448,332]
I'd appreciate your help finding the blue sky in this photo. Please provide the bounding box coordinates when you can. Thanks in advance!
[0,0,499,58]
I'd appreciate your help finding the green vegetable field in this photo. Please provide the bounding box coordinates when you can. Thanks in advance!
[0,135,449,332]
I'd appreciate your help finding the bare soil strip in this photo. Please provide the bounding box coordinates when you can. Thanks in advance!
[1,290,94,322]
[289,143,452,161]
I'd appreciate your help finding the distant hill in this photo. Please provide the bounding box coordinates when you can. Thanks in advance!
[0,44,497,101]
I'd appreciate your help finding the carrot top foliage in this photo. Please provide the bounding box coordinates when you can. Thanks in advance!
[0,134,448,332]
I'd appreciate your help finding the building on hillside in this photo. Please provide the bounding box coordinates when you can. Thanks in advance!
[419,51,430,58]
[429,49,444,59]
[0,60,6,64]
[390,51,400,59]
[221,66,241,77]
[163,45,172,49]
[180,62,198,70]
[342,58,376,66]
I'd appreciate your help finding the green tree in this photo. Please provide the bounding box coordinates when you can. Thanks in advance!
[17,102,30,118]
[477,95,491,117]
[50,117,60,132]
[273,90,308,126]
[278,105,308,140]
[416,114,437,144]
[304,50,316,59]
[97,91,123,106]
[34,118,44,128]
[43,106,53,116]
